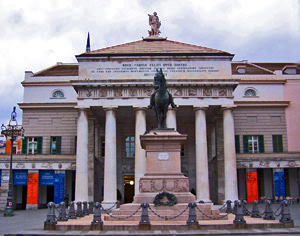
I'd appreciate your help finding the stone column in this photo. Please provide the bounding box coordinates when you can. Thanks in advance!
[194,107,211,202]
[166,108,177,130]
[134,107,147,195]
[102,107,117,208]
[223,106,238,201]
[75,108,89,202]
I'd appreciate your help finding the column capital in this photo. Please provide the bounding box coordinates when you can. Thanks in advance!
[103,106,118,112]
[221,105,237,111]
[168,106,178,111]
[133,106,147,111]
[75,106,90,111]
[193,106,208,111]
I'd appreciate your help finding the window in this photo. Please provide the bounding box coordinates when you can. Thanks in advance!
[244,88,257,97]
[51,90,64,98]
[125,136,135,158]
[237,66,246,74]
[28,137,38,154]
[22,137,43,154]
[50,136,61,154]
[243,135,264,153]
[273,135,283,153]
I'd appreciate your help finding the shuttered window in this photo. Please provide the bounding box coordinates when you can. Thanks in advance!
[272,135,283,153]
[23,137,42,154]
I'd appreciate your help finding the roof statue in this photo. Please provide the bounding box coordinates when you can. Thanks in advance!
[148,12,161,37]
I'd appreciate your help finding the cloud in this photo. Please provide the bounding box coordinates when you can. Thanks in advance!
[0,0,299,127]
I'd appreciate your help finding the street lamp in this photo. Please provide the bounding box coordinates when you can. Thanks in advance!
[1,107,24,216]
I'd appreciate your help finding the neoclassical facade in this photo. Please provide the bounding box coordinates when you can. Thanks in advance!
[1,36,300,210]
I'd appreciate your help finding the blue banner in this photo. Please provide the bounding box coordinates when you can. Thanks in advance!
[39,170,54,185]
[274,171,286,199]
[14,170,28,185]
[54,173,65,204]
[0,169,2,186]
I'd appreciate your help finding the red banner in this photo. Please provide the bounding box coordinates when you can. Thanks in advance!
[246,171,258,203]
[27,173,38,204]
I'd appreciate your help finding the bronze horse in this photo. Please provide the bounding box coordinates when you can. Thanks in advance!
[148,69,176,129]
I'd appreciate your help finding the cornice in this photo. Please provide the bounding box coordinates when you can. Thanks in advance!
[18,102,77,109]
[234,100,290,107]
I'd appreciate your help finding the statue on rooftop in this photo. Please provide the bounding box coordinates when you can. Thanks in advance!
[148,12,161,37]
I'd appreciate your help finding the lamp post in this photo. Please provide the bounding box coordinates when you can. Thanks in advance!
[1,107,24,216]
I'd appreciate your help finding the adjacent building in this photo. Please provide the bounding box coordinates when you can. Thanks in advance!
[0,35,300,210]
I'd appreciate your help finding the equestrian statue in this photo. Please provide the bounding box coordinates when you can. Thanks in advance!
[148,69,177,129]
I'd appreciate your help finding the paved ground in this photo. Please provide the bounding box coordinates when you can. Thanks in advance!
[1,203,300,236]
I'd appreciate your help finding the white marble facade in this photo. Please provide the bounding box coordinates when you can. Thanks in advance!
[72,54,240,204]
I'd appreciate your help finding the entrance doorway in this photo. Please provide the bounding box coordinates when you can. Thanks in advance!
[124,175,134,203]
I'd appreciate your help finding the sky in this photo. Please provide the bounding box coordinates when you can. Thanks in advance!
[0,0,299,129]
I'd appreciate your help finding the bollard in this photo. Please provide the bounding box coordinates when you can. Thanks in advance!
[251,200,261,218]
[44,202,57,225]
[226,200,232,213]
[88,201,94,214]
[186,202,198,225]
[233,201,246,224]
[76,201,84,217]
[83,201,89,215]
[68,201,77,219]
[242,200,250,216]
[279,200,293,224]
[139,202,150,225]
[57,202,68,221]
[91,202,103,225]
[233,200,238,215]
[263,200,275,220]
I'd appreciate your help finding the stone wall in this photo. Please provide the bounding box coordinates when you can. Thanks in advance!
[22,108,78,155]
[233,107,287,153]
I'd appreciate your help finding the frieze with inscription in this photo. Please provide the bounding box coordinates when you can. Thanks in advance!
[79,60,232,80]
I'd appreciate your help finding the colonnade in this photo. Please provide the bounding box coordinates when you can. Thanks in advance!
[75,106,238,205]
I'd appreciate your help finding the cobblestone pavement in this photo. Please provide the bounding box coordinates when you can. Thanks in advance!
[1,203,300,236]
[0,208,47,236]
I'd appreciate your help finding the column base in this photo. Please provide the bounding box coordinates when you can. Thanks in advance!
[197,199,213,204]
[101,201,118,211]
[26,204,38,210]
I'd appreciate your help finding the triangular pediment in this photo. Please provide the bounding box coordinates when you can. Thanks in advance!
[77,38,233,57]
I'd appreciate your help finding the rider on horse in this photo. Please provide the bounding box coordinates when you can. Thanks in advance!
[148,69,177,129]
[148,69,176,110]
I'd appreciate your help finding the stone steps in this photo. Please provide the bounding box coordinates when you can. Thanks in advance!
[104,213,227,221]
[103,203,225,221]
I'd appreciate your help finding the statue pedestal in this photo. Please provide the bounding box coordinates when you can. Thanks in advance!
[133,129,195,203]
[105,129,226,221]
